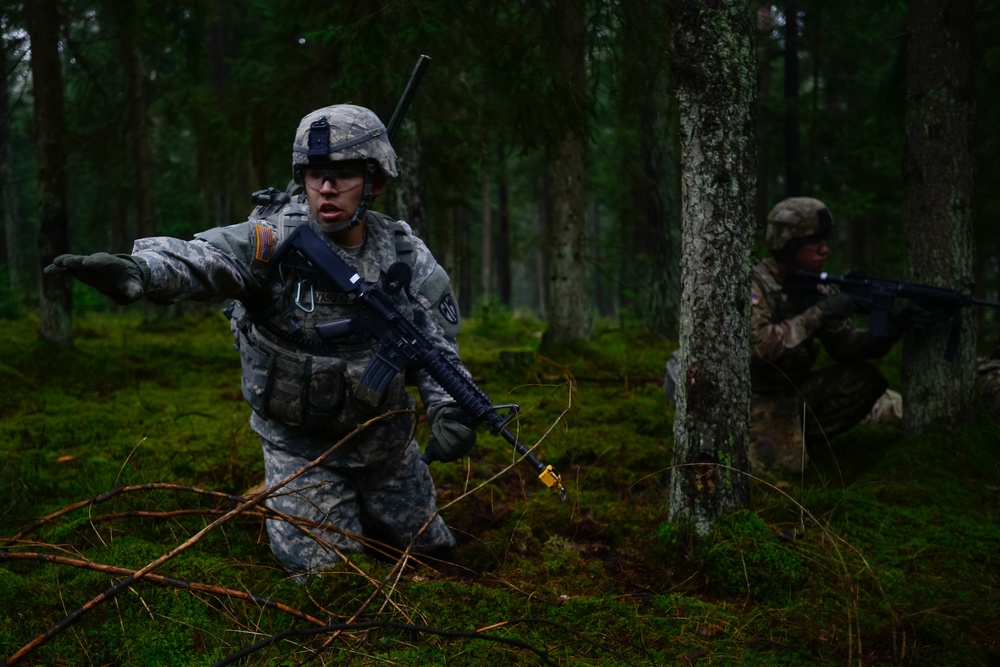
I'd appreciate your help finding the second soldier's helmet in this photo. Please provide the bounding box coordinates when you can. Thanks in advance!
[765,197,833,256]
[291,104,399,182]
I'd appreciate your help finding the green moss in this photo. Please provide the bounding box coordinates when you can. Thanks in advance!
[1,311,999,665]
[692,510,806,605]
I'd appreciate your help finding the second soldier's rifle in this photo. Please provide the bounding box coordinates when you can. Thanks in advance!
[785,268,1000,362]
[270,225,567,500]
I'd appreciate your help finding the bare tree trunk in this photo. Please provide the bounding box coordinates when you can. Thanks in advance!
[388,118,427,237]
[754,4,774,227]
[783,0,802,196]
[667,0,755,535]
[205,0,229,228]
[457,206,474,318]
[249,105,269,192]
[1,33,29,296]
[902,0,976,435]
[497,163,512,307]
[590,204,613,318]
[119,5,155,238]
[481,175,492,302]
[542,0,591,349]
[621,0,681,338]
[27,0,72,345]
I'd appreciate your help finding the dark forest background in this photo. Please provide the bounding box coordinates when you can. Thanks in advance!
[2,0,999,348]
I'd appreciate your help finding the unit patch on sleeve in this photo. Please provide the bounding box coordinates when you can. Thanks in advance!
[438,294,459,325]
[254,225,275,262]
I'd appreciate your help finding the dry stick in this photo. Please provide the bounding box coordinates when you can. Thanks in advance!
[1,411,403,667]
[11,483,252,540]
[0,552,327,627]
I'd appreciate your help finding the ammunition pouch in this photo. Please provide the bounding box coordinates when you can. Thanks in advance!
[238,325,406,436]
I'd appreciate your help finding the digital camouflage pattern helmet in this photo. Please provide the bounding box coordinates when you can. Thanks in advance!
[291,104,399,181]
[765,197,834,256]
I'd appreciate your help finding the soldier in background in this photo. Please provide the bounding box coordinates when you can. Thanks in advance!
[665,197,927,471]
[664,197,999,470]
[46,105,476,579]
[746,197,907,471]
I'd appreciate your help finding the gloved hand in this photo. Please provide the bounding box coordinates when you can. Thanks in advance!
[44,253,148,305]
[816,293,857,320]
[424,404,477,463]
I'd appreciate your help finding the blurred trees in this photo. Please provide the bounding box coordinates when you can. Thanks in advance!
[0,0,997,352]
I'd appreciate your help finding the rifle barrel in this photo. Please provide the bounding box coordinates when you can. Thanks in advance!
[386,55,431,142]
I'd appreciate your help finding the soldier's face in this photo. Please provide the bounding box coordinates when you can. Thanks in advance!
[791,238,829,272]
[304,166,383,230]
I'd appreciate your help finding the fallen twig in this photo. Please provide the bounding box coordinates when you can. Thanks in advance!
[0,551,326,627]
[10,483,252,540]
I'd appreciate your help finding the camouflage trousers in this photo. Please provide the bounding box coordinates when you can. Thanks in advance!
[260,435,455,578]
[750,362,888,472]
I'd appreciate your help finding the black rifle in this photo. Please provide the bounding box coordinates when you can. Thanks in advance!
[271,225,567,499]
[785,268,1000,361]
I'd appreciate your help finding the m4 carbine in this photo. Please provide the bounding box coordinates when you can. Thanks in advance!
[271,224,567,500]
[785,268,1000,361]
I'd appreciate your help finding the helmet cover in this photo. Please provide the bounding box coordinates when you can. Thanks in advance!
[765,197,833,255]
[291,104,398,180]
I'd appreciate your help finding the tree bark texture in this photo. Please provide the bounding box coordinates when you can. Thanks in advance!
[902,0,976,436]
[27,0,72,345]
[541,0,591,348]
[666,0,755,535]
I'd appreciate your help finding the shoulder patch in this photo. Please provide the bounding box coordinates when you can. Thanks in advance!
[438,294,459,325]
[254,225,275,262]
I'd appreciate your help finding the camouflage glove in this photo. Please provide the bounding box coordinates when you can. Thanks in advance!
[817,293,856,320]
[44,253,149,305]
[425,404,477,463]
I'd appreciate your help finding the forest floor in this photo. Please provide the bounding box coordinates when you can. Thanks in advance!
[0,305,998,666]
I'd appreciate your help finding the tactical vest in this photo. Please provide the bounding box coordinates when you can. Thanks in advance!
[234,194,417,435]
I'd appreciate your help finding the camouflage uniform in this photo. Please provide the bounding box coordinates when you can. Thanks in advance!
[750,198,899,472]
[132,200,460,575]
[978,351,1000,420]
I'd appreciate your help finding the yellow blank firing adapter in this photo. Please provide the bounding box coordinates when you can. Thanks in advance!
[539,465,567,501]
